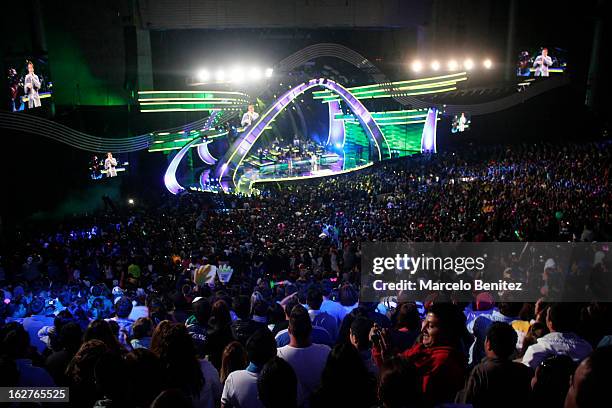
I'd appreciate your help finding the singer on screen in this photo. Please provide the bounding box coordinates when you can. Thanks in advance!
[458,113,467,132]
[24,61,41,108]
[241,104,259,127]
[104,152,118,177]
[533,48,553,77]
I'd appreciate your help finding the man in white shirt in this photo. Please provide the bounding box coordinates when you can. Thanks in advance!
[522,303,592,369]
[222,329,277,408]
[533,48,553,77]
[241,105,259,127]
[24,61,41,108]
[104,152,118,177]
[277,305,330,402]
[458,113,467,132]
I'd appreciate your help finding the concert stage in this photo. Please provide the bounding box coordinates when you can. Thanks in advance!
[156,75,444,195]
[0,44,564,196]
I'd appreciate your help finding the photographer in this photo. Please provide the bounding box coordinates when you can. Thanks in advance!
[370,303,467,406]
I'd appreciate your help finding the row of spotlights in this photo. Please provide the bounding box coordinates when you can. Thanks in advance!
[411,58,493,72]
[197,67,274,83]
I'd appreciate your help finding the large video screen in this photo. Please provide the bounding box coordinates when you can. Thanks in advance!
[5,56,52,112]
[451,112,471,133]
[517,47,567,77]
[89,153,130,180]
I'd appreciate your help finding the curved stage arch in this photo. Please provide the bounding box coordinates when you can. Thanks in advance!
[163,111,219,194]
[197,142,217,165]
[215,78,391,191]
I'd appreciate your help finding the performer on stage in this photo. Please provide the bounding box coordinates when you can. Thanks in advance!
[311,153,318,172]
[24,61,41,109]
[241,104,259,127]
[517,51,531,77]
[90,155,102,179]
[8,68,22,112]
[104,152,118,177]
[533,48,553,77]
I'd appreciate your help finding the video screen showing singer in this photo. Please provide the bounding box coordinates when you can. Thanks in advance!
[240,104,259,127]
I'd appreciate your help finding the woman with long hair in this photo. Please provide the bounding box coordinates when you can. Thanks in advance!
[82,319,125,355]
[65,339,109,407]
[124,348,165,408]
[220,341,248,384]
[206,299,235,369]
[151,321,221,408]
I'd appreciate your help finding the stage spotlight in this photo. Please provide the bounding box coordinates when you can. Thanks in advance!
[128,198,135,205]
[248,67,262,80]
[335,143,342,148]
[411,60,423,72]
[431,61,441,71]
[483,59,493,69]
[447,60,459,71]
[197,69,210,82]
[463,58,474,70]
[230,66,245,83]
[215,69,225,82]
[265,68,273,78]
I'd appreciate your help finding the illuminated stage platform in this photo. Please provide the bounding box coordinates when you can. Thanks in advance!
[157,76,441,195]
[256,153,341,176]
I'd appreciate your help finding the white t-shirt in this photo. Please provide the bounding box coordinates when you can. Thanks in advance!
[221,370,263,408]
[277,344,330,399]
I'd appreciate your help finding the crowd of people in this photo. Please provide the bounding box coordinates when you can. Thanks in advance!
[0,140,611,407]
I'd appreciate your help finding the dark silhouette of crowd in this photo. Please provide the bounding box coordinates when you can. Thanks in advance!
[0,140,611,407]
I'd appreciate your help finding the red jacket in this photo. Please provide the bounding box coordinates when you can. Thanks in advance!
[373,342,466,406]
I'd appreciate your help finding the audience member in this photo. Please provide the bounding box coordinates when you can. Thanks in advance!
[522,303,592,369]
[277,305,331,401]
[220,340,248,384]
[530,354,576,408]
[222,329,277,408]
[460,322,533,407]
[377,357,423,408]
[257,356,299,408]
[564,346,612,408]
[310,342,377,408]
[372,303,467,406]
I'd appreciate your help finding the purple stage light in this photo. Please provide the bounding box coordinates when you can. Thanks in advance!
[164,112,219,194]
[421,108,438,153]
[197,142,217,165]
[326,100,345,148]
